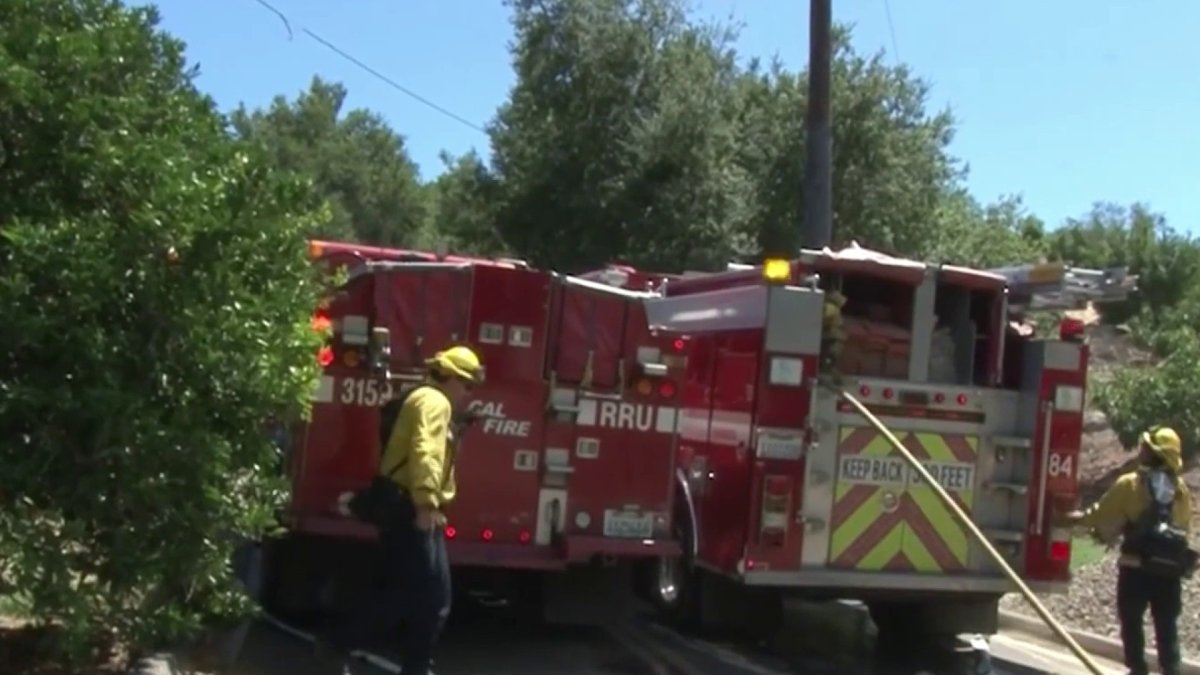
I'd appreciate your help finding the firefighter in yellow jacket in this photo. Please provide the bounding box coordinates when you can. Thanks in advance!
[1058,426,1193,675]
[326,345,483,675]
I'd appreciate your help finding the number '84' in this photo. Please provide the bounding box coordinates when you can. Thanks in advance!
[1047,452,1074,479]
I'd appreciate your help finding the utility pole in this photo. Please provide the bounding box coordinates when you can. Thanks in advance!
[802,0,833,250]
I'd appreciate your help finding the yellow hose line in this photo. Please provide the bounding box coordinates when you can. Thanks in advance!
[836,387,1105,675]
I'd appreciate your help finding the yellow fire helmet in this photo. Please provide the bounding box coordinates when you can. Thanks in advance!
[427,345,485,384]
[1142,425,1183,473]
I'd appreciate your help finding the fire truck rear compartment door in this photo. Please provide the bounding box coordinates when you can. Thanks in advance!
[448,382,547,546]
[445,266,552,545]
[823,422,980,575]
[467,266,551,383]
[373,266,472,368]
[551,283,626,389]
[566,397,675,541]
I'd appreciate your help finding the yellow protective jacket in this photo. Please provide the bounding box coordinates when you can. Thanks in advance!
[1077,467,1192,568]
[379,385,457,510]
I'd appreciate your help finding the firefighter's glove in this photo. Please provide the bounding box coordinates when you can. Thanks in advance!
[1053,509,1084,528]
[454,409,484,428]
[415,505,445,532]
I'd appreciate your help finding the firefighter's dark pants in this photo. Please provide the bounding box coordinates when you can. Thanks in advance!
[328,513,451,675]
[1117,565,1182,675]
[395,519,451,675]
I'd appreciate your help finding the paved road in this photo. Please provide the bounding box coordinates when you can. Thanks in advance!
[221,600,1124,675]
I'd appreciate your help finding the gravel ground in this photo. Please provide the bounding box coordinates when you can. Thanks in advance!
[1000,530,1200,662]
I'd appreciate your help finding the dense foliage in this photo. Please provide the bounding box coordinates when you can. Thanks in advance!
[1,0,1196,665]
[0,0,326,663]
[230,77,429,247]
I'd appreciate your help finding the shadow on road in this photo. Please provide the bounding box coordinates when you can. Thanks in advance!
[229,602,663,675]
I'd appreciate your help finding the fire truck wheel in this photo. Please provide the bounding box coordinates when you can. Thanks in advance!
[645,505,712,633]
[640,511,685,610]
[868,601,936,667]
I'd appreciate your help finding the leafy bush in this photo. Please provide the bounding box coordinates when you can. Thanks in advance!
[0,0,326,663]
[1093,340,1200,466]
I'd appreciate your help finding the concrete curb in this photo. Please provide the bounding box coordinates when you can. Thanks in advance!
[124,653,181,675]
[998,609,1200,675]
[124,541,264,675]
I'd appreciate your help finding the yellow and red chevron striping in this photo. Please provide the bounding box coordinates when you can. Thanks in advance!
[829,425,979,574]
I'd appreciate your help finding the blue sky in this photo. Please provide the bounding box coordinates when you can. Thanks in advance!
[147,0,1200,232]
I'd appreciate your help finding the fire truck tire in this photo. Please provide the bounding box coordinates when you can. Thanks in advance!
[868,601,925,662]
[644,502,773,636]
[644,499,701,627]
[867,598,999,668]
[259,533,378,622]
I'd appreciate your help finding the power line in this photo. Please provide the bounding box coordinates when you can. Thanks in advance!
[881,0,901,63]
[251,0,488,135]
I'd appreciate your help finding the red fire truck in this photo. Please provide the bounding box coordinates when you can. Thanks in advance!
[262,240,692,623]
[617,243,1133,641]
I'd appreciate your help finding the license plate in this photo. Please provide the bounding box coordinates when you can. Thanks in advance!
[758,436,804,460]
[602,510,654,538]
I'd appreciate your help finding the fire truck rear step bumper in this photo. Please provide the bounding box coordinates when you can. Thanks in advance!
[290,516,680,570]
[738,568,1067,595]
[452,536,681,570]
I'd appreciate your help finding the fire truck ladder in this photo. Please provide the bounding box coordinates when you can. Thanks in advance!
[988,261,1137,312]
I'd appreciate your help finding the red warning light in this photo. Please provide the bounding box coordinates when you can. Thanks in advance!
[956,393,969,406]
[317,345,335,367]
[311,309,332,333]
[658,381,677,399]
[882,388,894,400]
[444,526,457,540]
[672,338,686,352]
[518,530,532,544]
[859,385,871,398]
[481,528,494,542]
[934,392,946,404]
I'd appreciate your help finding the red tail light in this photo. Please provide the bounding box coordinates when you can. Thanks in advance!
[1049,539,1071,562]
[317,345,335,367]
[882,388,894,400]
[518,530,532,544]
[859,385,871,398]
[672,338,686,352]
[444,526,457,540]
[658,381,677,399]
[956,393,968,406]
[759,475,793,546]
[481,528,494,542]
[1059,317,1085,342]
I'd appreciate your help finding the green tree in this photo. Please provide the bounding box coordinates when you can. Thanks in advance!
[424,150,509,255]
[738,33,960,257]
[487,0,754,271]
[479,1,980,272]
[231,76,428,246]
[1047,203,1200,327]
[1048,203,1200,465]
[922,192,1048,268]
[0,0,325,662]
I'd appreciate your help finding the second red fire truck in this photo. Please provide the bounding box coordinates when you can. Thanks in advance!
[263,240,689,623]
